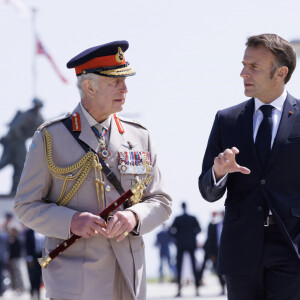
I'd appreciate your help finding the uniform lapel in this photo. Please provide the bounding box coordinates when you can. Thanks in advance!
[239,98,262,174]
[107,115,127,158]
[71,104,100,153]
[266,93,297,171]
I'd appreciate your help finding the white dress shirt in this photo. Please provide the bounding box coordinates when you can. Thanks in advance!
[213,89,287,186]
[80,102,112,142]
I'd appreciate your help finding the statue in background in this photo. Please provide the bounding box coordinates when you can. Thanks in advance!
[0,98,44,196]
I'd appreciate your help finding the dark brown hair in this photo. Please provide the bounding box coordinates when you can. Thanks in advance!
[246,34,296,83]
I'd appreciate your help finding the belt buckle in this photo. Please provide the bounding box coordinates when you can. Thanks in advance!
[264,216,270,227]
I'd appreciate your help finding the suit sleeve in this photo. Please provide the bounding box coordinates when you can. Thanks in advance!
[198,112,227,202]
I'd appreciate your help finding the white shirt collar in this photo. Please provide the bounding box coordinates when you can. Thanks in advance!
[80,102,112,130]
[254,89,287,113]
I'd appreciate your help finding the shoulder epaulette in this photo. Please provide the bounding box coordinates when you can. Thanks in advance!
[118,115,148,130]
[38,113,71,131]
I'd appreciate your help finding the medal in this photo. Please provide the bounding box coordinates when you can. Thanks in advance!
[92,126,110,160]
[121,162,128,172]
[101,149,109,158]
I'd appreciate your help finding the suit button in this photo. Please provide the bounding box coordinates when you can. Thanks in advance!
[257,206,263,213]
[261,179,266,185]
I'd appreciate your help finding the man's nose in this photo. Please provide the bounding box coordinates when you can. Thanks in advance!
[119,80,128,93]
[240,67,249,78]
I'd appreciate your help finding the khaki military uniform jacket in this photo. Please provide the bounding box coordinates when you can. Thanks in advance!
[14,104,172,300]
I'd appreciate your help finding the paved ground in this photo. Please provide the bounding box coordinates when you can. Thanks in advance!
[147,272,226,300]
[0,271,227,299]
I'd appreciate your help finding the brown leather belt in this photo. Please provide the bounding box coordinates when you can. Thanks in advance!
[264,215,276,227]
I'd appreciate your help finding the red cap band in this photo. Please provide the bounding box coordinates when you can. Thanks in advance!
[75,54,126,75]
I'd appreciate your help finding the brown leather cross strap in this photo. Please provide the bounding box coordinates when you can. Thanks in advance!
[61,117,131,207]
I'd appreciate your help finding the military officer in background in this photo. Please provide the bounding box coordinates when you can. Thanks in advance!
[14,40,172,300]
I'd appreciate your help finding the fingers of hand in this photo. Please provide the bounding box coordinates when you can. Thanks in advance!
[107,221,128,238]
[116,230,129,243]
[237,165,251,174]
[105,215,118,235]
[88,222,108,237]
[72,213,107,238]
[231,147,240,154]
[106,212,131,239]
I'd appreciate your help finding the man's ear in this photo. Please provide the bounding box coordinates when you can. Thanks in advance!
[275,66,289,82]
[82,79,96,97]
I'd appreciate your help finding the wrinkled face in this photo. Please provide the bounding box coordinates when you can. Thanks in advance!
[92,76,128,119]
[240,46,278,102]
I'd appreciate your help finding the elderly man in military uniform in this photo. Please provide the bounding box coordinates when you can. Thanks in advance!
[14,41,172,300]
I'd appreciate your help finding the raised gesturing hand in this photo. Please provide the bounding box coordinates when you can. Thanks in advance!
[213,147,251,181]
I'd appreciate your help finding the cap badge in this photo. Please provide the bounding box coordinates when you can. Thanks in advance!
[115,47,124,63]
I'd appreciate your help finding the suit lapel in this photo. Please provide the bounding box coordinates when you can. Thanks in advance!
[266,93,298,171]
[239,99,262,174]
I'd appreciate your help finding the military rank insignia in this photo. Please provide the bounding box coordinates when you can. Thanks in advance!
[115,47,124,63]
[118,151,152,174]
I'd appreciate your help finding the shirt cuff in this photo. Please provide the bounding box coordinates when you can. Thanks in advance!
[212,168,228,187]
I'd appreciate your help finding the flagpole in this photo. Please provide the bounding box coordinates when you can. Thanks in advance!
[31,7,37,99]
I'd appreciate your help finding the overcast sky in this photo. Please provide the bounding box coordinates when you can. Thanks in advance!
[1,0,300,277]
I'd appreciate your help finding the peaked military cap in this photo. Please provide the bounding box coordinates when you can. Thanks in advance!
[66,40,135,77]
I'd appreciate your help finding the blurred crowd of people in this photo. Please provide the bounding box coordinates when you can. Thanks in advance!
[155,202,226,297]
[0,212,44,300]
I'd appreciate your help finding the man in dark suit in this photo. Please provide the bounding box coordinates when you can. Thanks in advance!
[155,224,176,282]
[199,33,300,300]
[25,229,45,300]
[199,211,225,295]
[169,202,201,297]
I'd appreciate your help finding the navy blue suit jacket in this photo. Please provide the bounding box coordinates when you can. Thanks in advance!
[204,222,219,257]
[199,93,300,276]
[169,213,201,249]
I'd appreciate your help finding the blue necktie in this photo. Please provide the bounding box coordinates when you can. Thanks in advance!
[255,105,274,170]
[255,105,274,219]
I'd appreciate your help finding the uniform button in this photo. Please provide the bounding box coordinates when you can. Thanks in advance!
[105,185,111,192]
[257,206,263,213]
[261,179,266,185]
[106,163,109,168]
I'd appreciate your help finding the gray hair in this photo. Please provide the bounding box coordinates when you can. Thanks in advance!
[77,73,100,98]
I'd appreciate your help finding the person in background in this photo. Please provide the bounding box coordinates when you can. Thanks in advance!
[0,230,8,296]
[169,202,201,297]
[7,224,27,294]
[199,211,226,295]
[25,228,45,300]
[155,223,176,282]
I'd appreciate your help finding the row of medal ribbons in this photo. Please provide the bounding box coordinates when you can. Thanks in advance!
[118,151,152,174]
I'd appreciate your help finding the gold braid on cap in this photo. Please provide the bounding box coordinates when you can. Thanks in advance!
[100,66,135,76]
[42,128,103,207]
